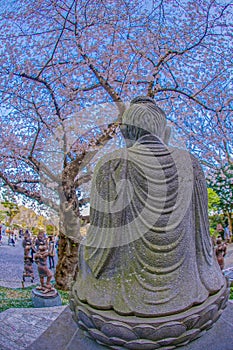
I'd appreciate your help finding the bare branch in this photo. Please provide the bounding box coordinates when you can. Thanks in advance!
[19,72,63,121]
[155,87,216,111]
[37,0,76,78]
[75,42,126,117]
[29,122,41,158]
[75,173,92,187]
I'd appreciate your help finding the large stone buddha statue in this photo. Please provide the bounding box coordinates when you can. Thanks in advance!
[70,97,228,349]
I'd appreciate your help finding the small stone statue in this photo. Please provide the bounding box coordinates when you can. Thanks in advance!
[70,97,228,349]
[22,235,34,286]
[215,236,227,270]
[22,244,34,283]
[34,244,54,293]
[35,231,47,250]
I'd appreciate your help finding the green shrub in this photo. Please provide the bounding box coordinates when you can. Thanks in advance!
[230,287,233,300]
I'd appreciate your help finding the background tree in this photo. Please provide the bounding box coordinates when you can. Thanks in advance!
[0,201,19,227]
[207,188,221,214]
[207,164,233,232]
[207,188,223,235]
[0,0,232,289]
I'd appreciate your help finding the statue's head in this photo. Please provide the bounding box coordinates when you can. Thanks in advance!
[216,236,223,245]
[39,244,46,251]
[121,96,170,145]
[38,231,44,239]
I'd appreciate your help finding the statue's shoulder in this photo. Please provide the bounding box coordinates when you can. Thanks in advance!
[168,146,189,156]
[95,148,127,171]
[189,153,204,175]
[168,146,192,165]
[169,147,202,169]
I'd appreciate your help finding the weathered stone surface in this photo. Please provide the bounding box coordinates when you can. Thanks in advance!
[89,329,114,345]
[124,339,159,350]
[157,337,178,346]
[72,285,228,348]
[109,337,126,346]
[173,329,200,345]
[183,314,200,329]
[101,322,137,341]
[22,303,233,350]
[31,288,62,308]
[200,320,213,331]
[149,322,186,340]
[132,324,158,340]
[198,304,218,325]
[26,306,76,350]
[69,298,75,312]
[78,309,95,329]
[92,314,106,329]
[78,320,89,331]
[70,97,229,348]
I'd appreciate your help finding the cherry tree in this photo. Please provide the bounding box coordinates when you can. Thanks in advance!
[0,0,232,289]
[207,164,233,231]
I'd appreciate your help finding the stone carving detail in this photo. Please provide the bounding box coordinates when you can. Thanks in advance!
[70,97,229,348]
[70,284,229,349]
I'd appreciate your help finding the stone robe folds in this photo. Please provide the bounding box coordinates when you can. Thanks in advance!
[74,134,225,317]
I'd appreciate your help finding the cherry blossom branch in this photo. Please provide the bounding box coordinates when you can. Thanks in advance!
[29,122,41,158]
[75,42,126,117]
[156,87,216,111]
[20,73,63,121]
[75,173,92,187]
[37,0,76,78]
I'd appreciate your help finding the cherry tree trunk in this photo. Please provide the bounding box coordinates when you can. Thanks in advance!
[227,211,233,239]
[54,187,81,291]
[55,232,79,291]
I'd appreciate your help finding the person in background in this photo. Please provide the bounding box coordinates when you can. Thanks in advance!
[13,227,18,242]
[48,236,55,269]
[8,231,15,246]
[19,228,23,238]
[55,236,59,257]
[224,225,232,243]
[1,223,6,236]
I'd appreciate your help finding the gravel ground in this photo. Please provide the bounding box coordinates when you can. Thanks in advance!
[0,235,57,289]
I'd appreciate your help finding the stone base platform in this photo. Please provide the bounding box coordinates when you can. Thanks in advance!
[70,283,229,349]
[27,302,233,350]
[31,288,62,308]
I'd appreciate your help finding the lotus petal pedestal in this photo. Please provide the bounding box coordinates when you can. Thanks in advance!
[70,281,228,349]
